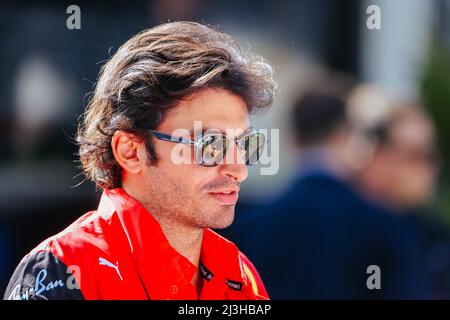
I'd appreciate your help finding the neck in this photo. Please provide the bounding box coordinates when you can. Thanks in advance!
[299,145,351,179]
[151,210,204,292]
[157,216,204,267]
[122,182,203,289]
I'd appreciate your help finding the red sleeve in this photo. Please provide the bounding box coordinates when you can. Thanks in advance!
[239,251,269,299]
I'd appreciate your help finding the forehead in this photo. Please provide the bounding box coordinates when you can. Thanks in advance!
[158,88,251,133]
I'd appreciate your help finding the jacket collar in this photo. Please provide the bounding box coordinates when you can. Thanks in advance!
[97,188,250,299]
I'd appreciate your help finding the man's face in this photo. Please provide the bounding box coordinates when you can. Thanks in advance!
[139,88,250,229]
[363,111,438,210]
[382,113,438,208]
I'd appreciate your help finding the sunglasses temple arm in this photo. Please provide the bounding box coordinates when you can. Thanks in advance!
[149,130,195,145]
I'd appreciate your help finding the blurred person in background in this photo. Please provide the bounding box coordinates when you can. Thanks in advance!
[225,82,430,299]
[357,106,437,212]
[354,102,450,298]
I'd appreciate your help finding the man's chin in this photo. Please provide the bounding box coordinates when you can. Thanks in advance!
[206,206,235,229]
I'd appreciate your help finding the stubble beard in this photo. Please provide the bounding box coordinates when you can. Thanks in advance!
[142,167,236,231]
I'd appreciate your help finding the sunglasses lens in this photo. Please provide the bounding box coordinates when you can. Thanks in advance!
[198,134,229,167]
[195,131,266,167]
[243,132,266,165]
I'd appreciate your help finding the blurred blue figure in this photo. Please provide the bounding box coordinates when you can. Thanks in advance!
[223,87,430,299]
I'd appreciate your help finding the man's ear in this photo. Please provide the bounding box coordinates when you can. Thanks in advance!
[111,131,143,174]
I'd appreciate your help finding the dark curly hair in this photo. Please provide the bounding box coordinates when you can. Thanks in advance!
[76,21,277,189]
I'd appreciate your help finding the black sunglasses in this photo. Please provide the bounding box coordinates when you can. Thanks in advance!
[148,129,266,167]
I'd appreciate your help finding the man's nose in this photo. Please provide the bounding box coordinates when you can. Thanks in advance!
[218,142,248,182]
[218,162,248,182]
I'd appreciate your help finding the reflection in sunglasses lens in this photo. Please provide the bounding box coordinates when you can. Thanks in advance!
[244,133,266,165]
[198,132,266,167]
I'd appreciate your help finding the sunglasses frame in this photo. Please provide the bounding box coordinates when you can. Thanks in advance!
[147,128,266,167]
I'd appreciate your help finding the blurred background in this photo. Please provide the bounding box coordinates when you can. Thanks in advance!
[1,0,450,298]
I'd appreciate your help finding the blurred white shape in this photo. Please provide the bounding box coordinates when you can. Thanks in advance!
[14,54,72,131]
[347,84,397,129]
[345,84,399,171]
[360,0,433,100]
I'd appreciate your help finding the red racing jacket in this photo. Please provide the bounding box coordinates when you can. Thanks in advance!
[3,188,269,300]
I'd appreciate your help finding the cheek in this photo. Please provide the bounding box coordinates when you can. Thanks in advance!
[157,150,209,191]
[152,142,220,194]
[156,141,197,167]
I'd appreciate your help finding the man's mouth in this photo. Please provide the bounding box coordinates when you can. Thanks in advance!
[207,189,239,205]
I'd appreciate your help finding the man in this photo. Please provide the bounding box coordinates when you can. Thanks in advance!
[4,21,276,300]
[357,106,438,212]
[357,105,450,298]
[224,87,426,299]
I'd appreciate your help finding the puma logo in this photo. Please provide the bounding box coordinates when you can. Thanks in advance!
[99,257,123,281]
